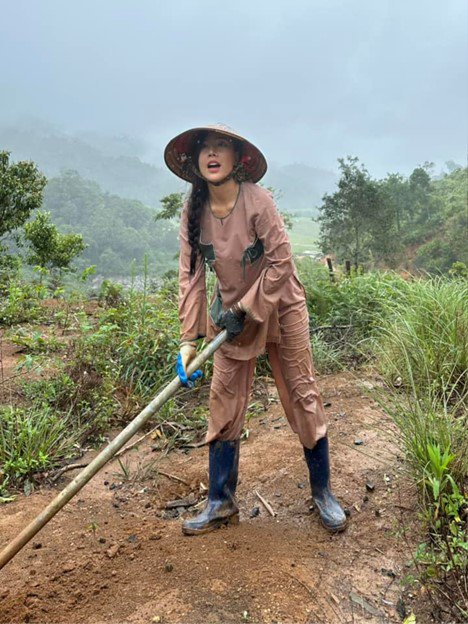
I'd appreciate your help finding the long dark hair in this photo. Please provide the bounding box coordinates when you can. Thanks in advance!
[187,131,209,275]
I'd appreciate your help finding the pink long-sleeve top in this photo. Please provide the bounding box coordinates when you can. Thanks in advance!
[178,182,306,360]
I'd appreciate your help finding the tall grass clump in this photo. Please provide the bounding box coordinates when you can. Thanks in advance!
[374,277,467,402]
[371,276,467,620]
[0,406,80,493]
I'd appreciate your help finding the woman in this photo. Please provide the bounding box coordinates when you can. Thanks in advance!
[164,124,347,536]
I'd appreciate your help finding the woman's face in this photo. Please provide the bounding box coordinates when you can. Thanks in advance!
[197,132,237,184]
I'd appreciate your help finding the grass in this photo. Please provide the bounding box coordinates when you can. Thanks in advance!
[0,405,81,492]
[288,216,321,254]
[370,276,468,620]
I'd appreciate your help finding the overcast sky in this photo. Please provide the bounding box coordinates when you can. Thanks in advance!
[0,0,466,177]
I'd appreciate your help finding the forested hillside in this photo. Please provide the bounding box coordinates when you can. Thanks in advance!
[43,172,179,276]
[0,122,177,208]
[318,158,467,273]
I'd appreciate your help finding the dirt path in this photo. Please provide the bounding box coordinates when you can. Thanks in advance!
[0,373,418,624]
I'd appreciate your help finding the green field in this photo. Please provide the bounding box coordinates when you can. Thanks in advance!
[288,216,321,254]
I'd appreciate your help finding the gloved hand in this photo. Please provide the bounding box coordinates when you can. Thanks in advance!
[217,303,246,342]
[176,342,203,387]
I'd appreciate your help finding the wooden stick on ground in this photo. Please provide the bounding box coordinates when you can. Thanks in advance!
[254,490,276,517]
[50,463,89,483]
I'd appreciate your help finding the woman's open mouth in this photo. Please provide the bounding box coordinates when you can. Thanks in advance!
[207,161,221,172]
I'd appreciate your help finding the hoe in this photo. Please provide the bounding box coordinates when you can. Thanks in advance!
[0,330,227,571]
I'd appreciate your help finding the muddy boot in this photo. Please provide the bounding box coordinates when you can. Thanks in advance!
[182,440,240,536]
[304,437,347,533]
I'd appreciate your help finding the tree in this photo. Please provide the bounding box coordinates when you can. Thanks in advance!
[317,157,380,268]
[23,211,86,277]
[409,165,434,223]
[155,192,184,221]
[0,151,47,240]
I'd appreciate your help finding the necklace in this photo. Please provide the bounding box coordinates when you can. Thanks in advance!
[208,184,242,222]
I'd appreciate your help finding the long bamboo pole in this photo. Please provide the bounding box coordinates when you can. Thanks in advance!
[0,330,227,571]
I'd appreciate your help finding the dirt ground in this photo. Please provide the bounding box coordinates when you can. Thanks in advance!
[0,364,424,624]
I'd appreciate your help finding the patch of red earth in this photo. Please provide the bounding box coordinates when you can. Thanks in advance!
[0,373,421,623]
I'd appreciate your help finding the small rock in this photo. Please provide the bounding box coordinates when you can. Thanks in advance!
[297,482,306,489]
[127,534,138,543]
[165,563,173,572]
[249,507,260,518]
[363,495,369,503]
[365,482,375,492]
[344,508,351,517]
[99,537,107,544]
[103,480,109,486]
[32,542,42,550]
[62,562,76,573]
[149,533,162,541]
[129,553,135,560]
[354,439,364,446]
[106,544,120,559]
[152,616,162,623]
[375,509,382,517]
[324,401,332,408]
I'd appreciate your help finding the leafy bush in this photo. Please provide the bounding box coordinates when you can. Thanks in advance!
[0,278,46,326]
[296,258,406,364]
[414,239,457,274]
[98,279,126,307]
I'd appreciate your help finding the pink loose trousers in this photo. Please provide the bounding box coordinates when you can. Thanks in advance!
[206,297,328,450]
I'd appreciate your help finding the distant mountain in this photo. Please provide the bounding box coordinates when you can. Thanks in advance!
[0,122,178,207]
[264,163,336,213]
[0,121,336,213]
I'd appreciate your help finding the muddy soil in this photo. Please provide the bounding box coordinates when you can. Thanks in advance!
[0,372,420,624]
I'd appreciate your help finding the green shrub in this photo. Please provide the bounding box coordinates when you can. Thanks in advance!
[414,239,458,274]
[0,278,46,326]
[9,326,64,354]
[98,279,126,307]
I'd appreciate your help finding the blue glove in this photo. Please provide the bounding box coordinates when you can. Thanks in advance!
[176,352,203,388]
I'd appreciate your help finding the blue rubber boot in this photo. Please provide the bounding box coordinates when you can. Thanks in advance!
[182,440,240,535]
[304,437,347,532]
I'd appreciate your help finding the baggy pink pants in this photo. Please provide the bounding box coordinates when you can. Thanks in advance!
[206,298,328,449]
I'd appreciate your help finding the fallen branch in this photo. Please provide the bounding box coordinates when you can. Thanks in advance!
[254,490,276,516]
[51,463,89,483]
[157,470,190,486]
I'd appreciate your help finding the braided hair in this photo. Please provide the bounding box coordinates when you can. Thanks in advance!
[188,175,209,275]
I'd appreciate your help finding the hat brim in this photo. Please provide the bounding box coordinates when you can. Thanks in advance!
[164,125,267,183]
